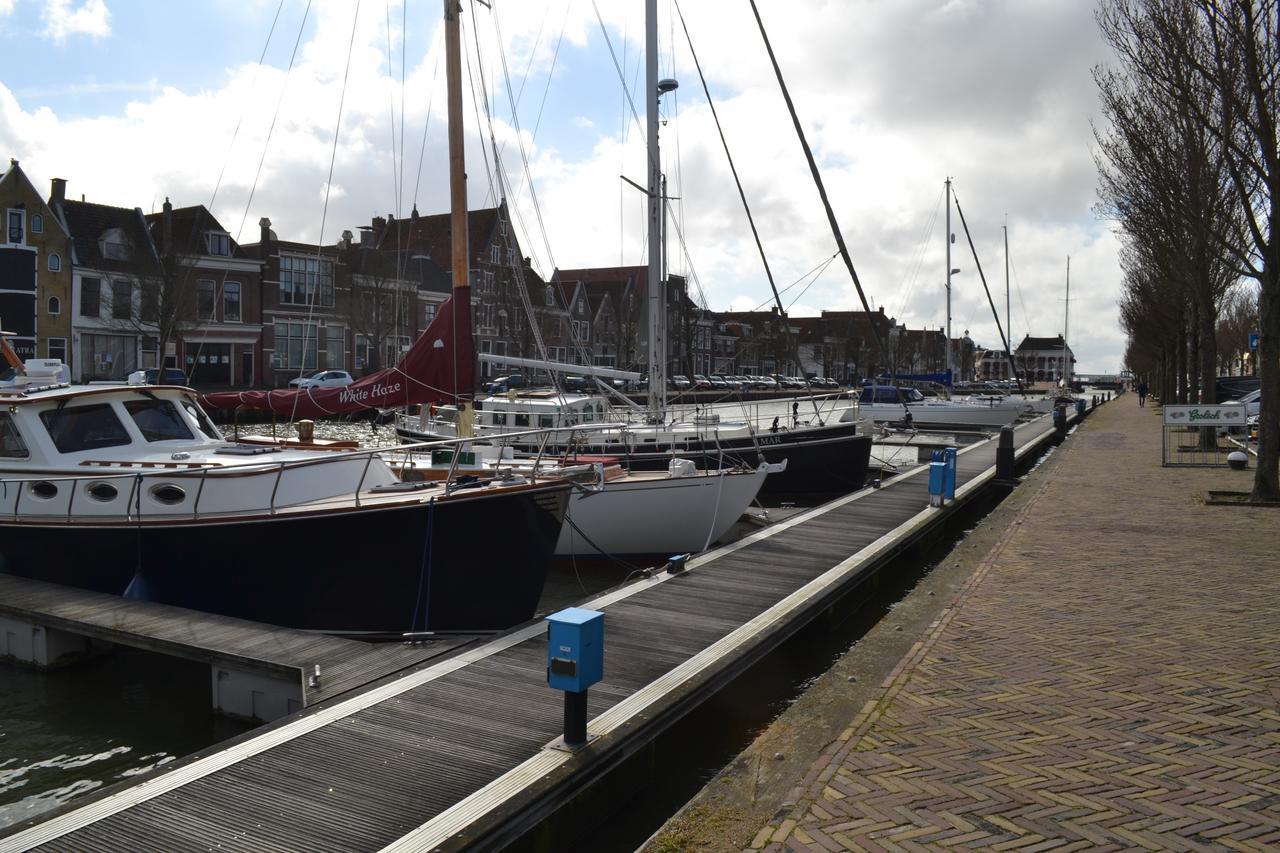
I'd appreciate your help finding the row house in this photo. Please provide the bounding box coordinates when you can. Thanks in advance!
[0,160,71,363]
[715,309,800,376]
[144,201,262,386]
[1013,334,1075,383]
[818,308,897,381]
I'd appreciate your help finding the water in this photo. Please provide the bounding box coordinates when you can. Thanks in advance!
[0,648,249,830]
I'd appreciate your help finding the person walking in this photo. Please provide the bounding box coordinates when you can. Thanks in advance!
[1137,380,1149,407]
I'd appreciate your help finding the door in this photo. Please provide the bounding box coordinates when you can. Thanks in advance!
[187,343,232,385]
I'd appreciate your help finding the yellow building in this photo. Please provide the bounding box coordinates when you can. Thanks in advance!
[0,159,72,364]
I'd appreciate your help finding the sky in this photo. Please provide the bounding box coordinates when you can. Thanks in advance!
[0,0,1125,374]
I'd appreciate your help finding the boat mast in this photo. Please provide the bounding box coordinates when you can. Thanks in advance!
[945,177,953,384]
[1063,255,1071,388]
[444,0,472,435]
[645,0,666,422]
[1003,219,1010,371]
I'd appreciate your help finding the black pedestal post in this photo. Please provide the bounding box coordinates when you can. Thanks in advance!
[996,426,1015,480]
[564,689,588,748]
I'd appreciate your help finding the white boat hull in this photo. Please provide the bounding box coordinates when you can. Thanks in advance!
[854,402,1021,428]
[556,465,768,558]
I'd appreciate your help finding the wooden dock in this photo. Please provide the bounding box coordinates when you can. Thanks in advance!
[0,575,476,712]
[0,408,1081,852]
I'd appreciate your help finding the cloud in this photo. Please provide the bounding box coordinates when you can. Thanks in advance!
[0,0,15,19]
[42,0,111,42]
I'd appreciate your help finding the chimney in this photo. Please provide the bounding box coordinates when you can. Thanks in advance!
[341,230,353,249]
[8,158,16,169]
[50,178,66,204]
[161,197,173,255]
[259,217,272,252]
[358,226,374,247]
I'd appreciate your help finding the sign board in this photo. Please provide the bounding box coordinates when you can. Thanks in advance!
[1249,332,1260,350]
[1162,403,1245,426]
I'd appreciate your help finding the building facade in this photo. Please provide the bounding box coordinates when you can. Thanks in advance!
[1,160,72,363]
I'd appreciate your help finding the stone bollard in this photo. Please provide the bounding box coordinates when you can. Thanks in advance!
[1054,404,1068,435]
[996,426,1015,480]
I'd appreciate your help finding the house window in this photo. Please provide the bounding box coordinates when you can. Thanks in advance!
[47,337,66,363]
[507,247,515,265]
[7,210,23,244]
[424,303,437,325]
[206,232,231,256]
[272,321,318,370]
[325,325,344,368]
[31,213,44,234]
[197,279,215,320]
[47,296,60,315]
[279,255,335,307]
[484,271,494,291]
[577,300,585,315]
[140,282,159,322]
[48,253,61,272]
[223,281,241,322]
[101,228,130,261]
[80,277,101,317]
[545,287,554,307]
[490,245,499,263]
[112,280,132,320]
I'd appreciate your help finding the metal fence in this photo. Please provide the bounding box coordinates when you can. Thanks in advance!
[1160,403,1246,467]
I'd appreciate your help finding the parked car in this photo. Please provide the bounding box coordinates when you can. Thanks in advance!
[487,374,526,393]
[707,375,729,389]
[143,368,189,385]
[669,375,692,390]
[1231,389,1262,418]
[754,375,779,390]
[288,370,354,389]
[563,375,592,393]
[691,374,713,390]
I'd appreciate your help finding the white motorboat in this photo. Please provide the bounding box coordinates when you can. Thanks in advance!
[851,384,1023,429]
[0,355,571,635]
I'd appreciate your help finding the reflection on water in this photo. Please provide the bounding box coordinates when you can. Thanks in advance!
[0,648,250,830]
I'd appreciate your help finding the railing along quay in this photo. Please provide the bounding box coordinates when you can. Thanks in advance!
[0,405,1090,852]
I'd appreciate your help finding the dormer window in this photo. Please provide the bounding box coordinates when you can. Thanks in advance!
[206,232,230,256]
[100,228,130,261]
[577,300,585,316]
[544,286,554,307]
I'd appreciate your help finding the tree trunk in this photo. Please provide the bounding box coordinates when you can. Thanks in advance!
[1175,312,1188,404]
[1198,298,1216,404]
[1252,268,1280,501]
[1188,301,1201,404]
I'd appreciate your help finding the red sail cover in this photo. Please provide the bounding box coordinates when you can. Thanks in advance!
[202,292,473,418]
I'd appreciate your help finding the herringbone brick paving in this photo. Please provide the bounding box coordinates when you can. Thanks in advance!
[751,396,1280,851]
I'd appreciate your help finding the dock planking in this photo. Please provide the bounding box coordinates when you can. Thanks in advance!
[0,575,478,705]
[0,410,1077,852]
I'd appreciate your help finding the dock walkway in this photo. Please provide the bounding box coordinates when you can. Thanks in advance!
[749,395,1280,851]
[0,411,1068,852]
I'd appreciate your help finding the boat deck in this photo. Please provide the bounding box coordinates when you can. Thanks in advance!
[0,410,1078,852]
[0,575,476,706]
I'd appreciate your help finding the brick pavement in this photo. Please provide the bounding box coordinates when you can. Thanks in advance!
[750,396,1280,851]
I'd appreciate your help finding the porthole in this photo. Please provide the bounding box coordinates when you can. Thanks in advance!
[87,482,119,502]
[149,484,186,505]
[29,481,58,500]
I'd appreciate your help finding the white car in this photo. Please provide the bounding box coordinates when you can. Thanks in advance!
[288,370,354,389]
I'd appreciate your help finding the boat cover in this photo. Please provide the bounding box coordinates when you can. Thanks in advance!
[202,292,473,418]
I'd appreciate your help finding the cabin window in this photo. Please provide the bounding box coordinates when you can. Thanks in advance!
[30,481,58,500]
[0,413,29,458]
[539,415,554,428]
[492,413,507,426]
[87,482,119,502]
[40,404,132,453]
[125,399,194,442]
[582,407,594,422]
[150,484,186,505]
[514,413,530,427]
[181,399,221,440]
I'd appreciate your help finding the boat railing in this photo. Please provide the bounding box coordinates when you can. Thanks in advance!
[0,422,629,524]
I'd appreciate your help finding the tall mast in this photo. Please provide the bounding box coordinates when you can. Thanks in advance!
[1003,219,1010,377]
[945,177,953,382]
[644,0,665,421]
[444,0,471,432]
[1064,255,1071,386]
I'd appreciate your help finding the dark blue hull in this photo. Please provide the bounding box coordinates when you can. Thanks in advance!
[0,483,570,634]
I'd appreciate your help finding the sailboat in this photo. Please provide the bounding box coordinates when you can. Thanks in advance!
[0,2,573,635]
[395,0,873,499]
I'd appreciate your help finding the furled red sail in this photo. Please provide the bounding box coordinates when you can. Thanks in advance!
[202,292,473,418]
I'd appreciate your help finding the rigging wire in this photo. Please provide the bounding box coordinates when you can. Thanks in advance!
[385,0,400,220]
[411,27,443,211]
[894,183,944,321]
[288,0,363,423]
[1007,238,1031,341]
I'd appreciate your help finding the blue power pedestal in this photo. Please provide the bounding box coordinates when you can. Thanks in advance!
[546,607,604,748]
[928,447,958,507]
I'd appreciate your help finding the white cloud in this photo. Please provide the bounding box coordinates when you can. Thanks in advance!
[42,0,111,42]
[0,0,16,19]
